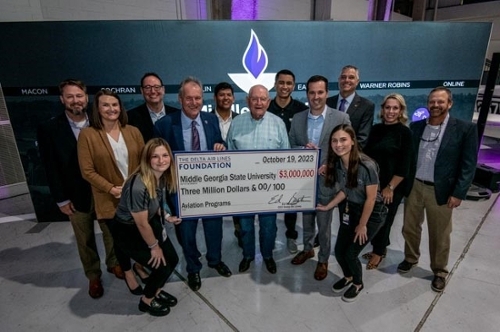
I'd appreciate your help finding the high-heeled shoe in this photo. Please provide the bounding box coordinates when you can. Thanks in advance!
[366,255,384,270]
[133,263,150,283]
[125,278,143,295]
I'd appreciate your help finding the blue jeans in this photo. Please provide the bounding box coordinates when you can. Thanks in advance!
[240,214,277,259]
[179,217,223,274]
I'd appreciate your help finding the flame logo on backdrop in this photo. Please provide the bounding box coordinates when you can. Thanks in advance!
[228,30,275,93]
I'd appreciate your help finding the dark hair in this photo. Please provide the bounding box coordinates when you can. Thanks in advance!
[306,75,328,93]
[214,82,234,96]
[140,72,164,87]
[324,124,373,188]
[91,90,128,129]
[428,86,453,103]
[275,69,296,82]
[59,79,87,94]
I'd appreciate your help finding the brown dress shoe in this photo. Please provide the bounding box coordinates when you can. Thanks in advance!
[291,250,314,265]
[314,262,328,280]
[89,278,104,299]
[107,265,125,279]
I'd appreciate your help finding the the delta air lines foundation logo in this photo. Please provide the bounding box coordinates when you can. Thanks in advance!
[228,29,276,93]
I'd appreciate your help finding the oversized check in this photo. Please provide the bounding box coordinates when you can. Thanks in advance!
[174,150,319,218]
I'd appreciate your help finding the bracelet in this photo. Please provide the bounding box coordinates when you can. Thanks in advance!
[148,239,159,249]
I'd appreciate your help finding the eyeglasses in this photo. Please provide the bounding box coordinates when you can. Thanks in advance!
[420,122,442,142]
[142,85,163,92]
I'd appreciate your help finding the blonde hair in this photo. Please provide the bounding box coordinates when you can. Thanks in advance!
[132,138,177,198]
[378,93,408,125]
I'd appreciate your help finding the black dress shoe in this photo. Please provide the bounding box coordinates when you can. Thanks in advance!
[187,272,201,291]
[239,258,253,272]
[138,298,170,316]
[264,258,277,274]
[156,290,178,307]
[210,262,232,277]
[125,278,143,296]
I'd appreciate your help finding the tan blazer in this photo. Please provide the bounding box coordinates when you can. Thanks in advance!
[78,125,144,219]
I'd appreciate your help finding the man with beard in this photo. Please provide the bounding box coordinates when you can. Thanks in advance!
[326,65,374,148]
[398,87,477,292]
[267,69,308,254]
[128,72,178,142]
[37,79,123,299]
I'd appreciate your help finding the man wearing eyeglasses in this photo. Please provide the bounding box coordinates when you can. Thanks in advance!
[398,87,478,293]
[226,84,290,275]
[128,72,179,142]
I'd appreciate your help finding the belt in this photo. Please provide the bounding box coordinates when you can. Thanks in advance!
[416,178,434,186]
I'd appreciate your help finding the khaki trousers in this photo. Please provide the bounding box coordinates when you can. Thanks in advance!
[403,180,452,277]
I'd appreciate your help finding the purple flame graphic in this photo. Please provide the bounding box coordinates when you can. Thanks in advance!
[242,30,268,79]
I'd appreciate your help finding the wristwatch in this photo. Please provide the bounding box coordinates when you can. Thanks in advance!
[387,184,394,191]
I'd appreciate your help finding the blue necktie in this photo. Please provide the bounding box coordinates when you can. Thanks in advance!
[339,98,347,112]
[191,121,200,151]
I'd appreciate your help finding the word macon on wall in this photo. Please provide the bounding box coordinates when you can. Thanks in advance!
[175,150,320,218]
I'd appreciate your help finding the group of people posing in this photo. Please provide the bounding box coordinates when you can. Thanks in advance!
[37,65,478,315]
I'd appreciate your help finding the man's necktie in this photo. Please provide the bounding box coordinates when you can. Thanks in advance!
[191,120,200,151]
[339,98,347,112]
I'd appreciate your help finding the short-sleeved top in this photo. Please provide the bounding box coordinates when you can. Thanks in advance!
[268,97,308,132]
[115,174,163,225]
[335,158,382,205]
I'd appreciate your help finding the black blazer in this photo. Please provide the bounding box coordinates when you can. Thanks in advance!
[127,103,178,143]
[37,113,92,212]
[326,93,374,148]
[408,117,478,205]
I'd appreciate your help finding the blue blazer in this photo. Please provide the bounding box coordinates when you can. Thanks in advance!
[408,117,478,205]
[154,110,225,151]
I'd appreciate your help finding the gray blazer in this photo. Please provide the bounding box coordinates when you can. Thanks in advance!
[289,106,351,165]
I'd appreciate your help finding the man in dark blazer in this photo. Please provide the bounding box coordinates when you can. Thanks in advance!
[398,87,478,292]
[37,79,122,299]
[288,75,350,281]
[127,72,178,142]
[326,65,374,148]
[210,82,242,247]
[154,77,231,292]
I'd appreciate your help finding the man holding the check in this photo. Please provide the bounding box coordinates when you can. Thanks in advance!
[226,84,290,274]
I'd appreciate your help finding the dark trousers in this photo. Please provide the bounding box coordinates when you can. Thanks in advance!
[370,191,404,256]
[179,217,223,274]
[284,213,298,240]
[335,202,387,285]
[109,217,179,298]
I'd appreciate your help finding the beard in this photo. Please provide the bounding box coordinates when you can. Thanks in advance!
[66,103,86,116]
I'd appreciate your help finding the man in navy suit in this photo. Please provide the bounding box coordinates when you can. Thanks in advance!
[128,72,178,142]
[326,65,374,148]
[37,79,122,299]
[155,77,232,291]
[398,87,478,292]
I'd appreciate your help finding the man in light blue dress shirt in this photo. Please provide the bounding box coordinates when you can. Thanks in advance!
[226,84,290,274]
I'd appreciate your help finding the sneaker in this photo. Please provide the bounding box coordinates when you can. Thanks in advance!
[287,238,298,254]
[397,260,417,273]
[431,275,446,292]
[332,278,353,293]
[342,284,364,302]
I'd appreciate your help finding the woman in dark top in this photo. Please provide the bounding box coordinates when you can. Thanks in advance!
[317,124,387,302]
[362,93,413,269]
[110,138,181,316]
